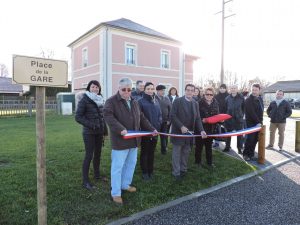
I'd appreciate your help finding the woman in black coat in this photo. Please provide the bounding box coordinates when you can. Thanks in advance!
[75,80,107,190]
[138,82,162,180]
[195,87,219,168]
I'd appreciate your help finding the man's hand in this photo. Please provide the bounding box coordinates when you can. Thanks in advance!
[152,130,159,136]
[120,130,127,135]
[181,126,188,134]
[201,130,207,138]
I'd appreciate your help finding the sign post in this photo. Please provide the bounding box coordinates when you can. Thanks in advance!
[13,55,68,225]
[36,86,47,225]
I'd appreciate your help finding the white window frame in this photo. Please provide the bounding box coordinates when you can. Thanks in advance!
[161,49,170,69]
[125,43,137,66]
[82,47,88,68]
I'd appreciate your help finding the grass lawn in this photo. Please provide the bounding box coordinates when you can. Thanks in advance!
[0,114,256,225]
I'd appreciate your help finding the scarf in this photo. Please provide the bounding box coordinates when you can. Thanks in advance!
[85,91,104,107]
[275,98,283,106]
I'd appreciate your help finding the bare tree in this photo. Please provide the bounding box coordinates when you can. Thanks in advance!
[40,48,54,59]
[0,63,9,77]
[248,76,271,90]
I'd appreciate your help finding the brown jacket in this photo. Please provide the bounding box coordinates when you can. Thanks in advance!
[103,92,155,150]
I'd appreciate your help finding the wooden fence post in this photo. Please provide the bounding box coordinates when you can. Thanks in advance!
[258,125,266,164]
[296,121,300,153]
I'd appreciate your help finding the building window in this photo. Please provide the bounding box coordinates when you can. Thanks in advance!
[161,50,170,69]
[82,48,88,67]
[125,44,136,65]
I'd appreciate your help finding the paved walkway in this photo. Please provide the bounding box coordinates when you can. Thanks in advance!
[124,160,300,225]
[107,116,300,225]
[216,116,300,169]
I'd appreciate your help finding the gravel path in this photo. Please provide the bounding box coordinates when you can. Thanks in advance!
[124,159,300,225]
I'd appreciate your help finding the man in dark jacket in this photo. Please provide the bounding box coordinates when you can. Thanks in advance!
[266,90,292,151]
[131,80,144,100]
[170,84,206,180]
[243,83,264,161]
[215,84,229,114]
[224,84,245,154]
[214,84,229,148]
[103,78,156,204]
[155,84,172,154]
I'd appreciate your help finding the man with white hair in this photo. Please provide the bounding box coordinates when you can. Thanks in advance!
[104,78,156,204]
[224,84,245,154]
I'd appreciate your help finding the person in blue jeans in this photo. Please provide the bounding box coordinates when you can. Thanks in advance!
[103,78,157,204]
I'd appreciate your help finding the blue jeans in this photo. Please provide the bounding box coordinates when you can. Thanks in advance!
[111,148,137,197]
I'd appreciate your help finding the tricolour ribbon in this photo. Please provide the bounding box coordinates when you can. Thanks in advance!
[123,125,262,139]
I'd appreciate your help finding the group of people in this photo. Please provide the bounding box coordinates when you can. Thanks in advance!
[75,78,292,204]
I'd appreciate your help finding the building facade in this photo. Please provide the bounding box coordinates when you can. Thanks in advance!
[68,18,198,98]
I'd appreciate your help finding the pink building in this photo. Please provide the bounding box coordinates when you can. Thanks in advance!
[68,18,198,98]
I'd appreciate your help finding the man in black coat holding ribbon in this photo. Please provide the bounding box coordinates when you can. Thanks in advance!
[243,83,264,161]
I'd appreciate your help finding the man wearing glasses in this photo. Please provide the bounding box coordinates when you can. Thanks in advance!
[104,78,156,204]
[170,84,207,180]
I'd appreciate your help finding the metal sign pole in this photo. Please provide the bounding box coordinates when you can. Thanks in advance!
[36,86,47,225]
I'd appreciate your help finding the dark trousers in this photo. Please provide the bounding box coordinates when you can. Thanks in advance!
[195,137,213,165]
[140,137,158,175]
[160,122,169,153]
[225,130,244,150]
[243,132,259,158]
[82,133,103,183]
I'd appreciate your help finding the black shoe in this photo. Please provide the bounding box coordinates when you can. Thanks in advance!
[207,164,216,169]
[173,175,182,181]
[180,171,187,177]
[243,155,251,161]
[142,173,150,180]
[238,149,243,154]
[94,175,108,182]
[82,182,96,191]
[223,147,230,152]
[195,162,203,168]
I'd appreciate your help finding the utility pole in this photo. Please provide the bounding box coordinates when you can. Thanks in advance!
[216,0,236,85]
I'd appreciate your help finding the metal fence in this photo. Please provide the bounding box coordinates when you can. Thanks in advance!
[0,99,57,117]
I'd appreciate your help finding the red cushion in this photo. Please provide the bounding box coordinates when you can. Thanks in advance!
[203,114,232,124]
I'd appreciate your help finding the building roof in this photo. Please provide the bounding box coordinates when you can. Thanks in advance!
[0,77,23,93]
[68,18,180,47]
[263,80,300,93]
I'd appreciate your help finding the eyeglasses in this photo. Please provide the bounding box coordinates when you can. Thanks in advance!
[185,89,195,92]
[121,88,132,92]
[205,93,213,96]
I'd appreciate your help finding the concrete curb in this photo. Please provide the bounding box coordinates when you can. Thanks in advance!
[106,154,300,225]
